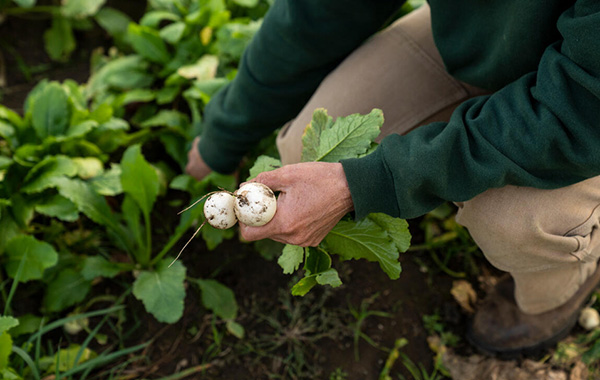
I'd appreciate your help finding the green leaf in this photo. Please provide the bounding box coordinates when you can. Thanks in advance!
[44,268,92,312]
[121,194,143,252]
[277,245,304,274]
[34,194,79,222]
[226,320,245,339]
[160,21,187,44]
[132,259,186,323]
[127,23,171,64]
[21,155,78,193]
[232,0,259,7]
[5,235,58,282]
[114,89,156,108]
[120,145,159,217]
[67,120,97,138]
[215,20,262,61]
[0,317,19,336]
[368,213,411,253]
[304,247,332,275]
[0,332,12,370]
[94,7,132,38]
[87,55,154,96]
[62,0,106,18]
[301,108,334,163]
[195,279,238,320]
[201,225,235,251]
[0,214,21,255]
[0,121,18,150]
[254,239,284,261]
[315,268,342,287]
[56,178,121,231]
[247,155,281,181]
[291,276,317,297]
[139,10,180,28]
[301,108,382,163]
[139,110,189,130]
[177,55,219,80]
[31,82,71,139]
[44,17,76,62]
[72,157,104,179]
[81,256,121,280]
[324,219,401,279]
[89,164,123,196]
[9,315,41,337]
[12,0,36,7]
[41,344,97,373]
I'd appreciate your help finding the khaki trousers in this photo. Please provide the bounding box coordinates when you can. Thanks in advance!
[275,4,600,314]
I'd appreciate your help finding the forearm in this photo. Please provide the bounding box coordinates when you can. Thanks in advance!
[343,0,600,219]
[199,0,404,174]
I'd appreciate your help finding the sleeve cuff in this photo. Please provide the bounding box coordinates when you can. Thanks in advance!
[340,148,400,220]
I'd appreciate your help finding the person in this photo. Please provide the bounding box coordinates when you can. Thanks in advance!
[185,0,600,356]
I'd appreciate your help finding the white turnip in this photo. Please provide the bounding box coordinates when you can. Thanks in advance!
[234,182,277,227]
[204,192,237,229]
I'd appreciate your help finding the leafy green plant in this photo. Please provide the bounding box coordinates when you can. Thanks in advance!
[248,108,412,296]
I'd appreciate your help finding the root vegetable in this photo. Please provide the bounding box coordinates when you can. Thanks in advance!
[204,192,237,229]
[579,307,600,330]
[234,183,277,227]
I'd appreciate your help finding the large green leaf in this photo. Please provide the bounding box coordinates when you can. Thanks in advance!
[62,0,106,18]
[21,155,78,193]
[12,0,37,8]
[0,332,12,370]
[301,108,382,163]
[215,20,262,61]
[44,269,92,312]
[368,213,411,253]
[127,23,171,64]
[89,164,123,196]
[81,256,122,280]
[195,279,238,320]
[277,245,303,274]
[247,155,281,181]
[0,317,19,336]
[132,259,186,323]
[34,194,79,222]
[56,177,121,232]
[324,219,401,279]
[87,56,154,96]
[5,235,58,282]
[301,108,333,163]
[43,17,76,62]
[30,82,71,139]
[139,10,180,28]
[120,145,159,217]
[304,247,331,275]
[0,214,21,255]
[94,7,132,38]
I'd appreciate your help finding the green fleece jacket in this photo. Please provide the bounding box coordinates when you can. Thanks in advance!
[199,0,600,220]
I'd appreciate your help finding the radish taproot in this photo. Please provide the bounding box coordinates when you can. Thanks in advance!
[204,192,237,229]
[234,183,277,227]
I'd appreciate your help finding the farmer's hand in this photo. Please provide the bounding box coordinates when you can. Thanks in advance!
[239,162,354,247]
[186,137,212,181]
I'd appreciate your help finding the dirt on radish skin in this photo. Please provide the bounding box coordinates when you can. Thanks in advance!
[234,183,277,227]
[204,192,237,229]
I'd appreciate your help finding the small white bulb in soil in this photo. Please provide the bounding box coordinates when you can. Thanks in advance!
[234,183,277,227]
[204,192,237,229]
[579,307,600,330]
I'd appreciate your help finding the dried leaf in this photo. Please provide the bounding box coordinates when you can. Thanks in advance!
[451,279,477,313]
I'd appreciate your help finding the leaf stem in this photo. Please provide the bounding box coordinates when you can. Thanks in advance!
[143,211,152,266]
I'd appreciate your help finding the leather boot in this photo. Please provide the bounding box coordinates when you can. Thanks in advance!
[467,267,600,356]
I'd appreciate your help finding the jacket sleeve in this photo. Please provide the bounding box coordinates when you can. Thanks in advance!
[198,0,404,173]
[342,0,600,219]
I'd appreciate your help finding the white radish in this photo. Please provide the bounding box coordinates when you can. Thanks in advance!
[204,192,237,229]
[233,183,277,227]
[579,307,600,330]
[170,183,277,267]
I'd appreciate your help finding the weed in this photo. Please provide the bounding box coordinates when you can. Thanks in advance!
[348,293,393,361]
